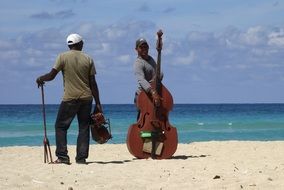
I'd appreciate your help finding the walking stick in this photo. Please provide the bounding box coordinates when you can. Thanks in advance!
[40,85,53,163]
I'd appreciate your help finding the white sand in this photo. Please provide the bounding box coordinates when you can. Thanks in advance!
[0,141,283,190]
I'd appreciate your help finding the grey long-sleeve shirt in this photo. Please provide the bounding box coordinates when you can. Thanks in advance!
[134,56,162,94]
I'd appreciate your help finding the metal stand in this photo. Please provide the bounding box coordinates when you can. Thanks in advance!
[40,85,53,163]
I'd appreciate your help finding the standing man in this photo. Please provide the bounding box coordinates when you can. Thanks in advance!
[133,38,162,120]
[36,33,102,164]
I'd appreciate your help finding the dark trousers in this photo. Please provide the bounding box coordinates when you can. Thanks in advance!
[55,99,92,161]
[134,92,140,121]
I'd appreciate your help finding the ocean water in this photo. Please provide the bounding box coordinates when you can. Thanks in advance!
[0,104,284,147]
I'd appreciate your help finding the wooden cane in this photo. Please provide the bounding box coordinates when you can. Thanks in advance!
[40,85,53,163]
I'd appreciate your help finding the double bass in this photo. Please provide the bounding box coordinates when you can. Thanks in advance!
[126,30,178,159]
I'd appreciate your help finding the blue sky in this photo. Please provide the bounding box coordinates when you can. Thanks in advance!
[1,0,284,104]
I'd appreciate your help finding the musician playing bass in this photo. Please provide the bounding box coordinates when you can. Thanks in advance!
[133,38,163,119]
[127,32,178,159]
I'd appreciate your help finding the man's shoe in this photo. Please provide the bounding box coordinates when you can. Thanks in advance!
[76,159,87,164]
[50,158,71,165]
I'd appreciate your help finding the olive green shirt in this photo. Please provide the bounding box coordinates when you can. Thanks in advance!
[53,50,96,101]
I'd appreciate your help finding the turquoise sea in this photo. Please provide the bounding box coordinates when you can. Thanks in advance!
[0,104,284,147]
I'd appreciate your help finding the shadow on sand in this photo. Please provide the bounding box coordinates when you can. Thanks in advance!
[86,160,132,165]
[85,154,209,164]
[171,154,210,160]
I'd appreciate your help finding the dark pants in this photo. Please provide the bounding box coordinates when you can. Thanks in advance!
[55,99,92,161]
[134,92,140,121]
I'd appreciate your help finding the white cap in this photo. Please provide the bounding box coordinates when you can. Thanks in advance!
[66,33,83,45]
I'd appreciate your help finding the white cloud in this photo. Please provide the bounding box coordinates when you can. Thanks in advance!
[117,54,131,64]
[77,23,94,35]
[268,29,284,47]
[27,57,37,66]
[25,48,43,56]
[0,40,13,49]
[268,36,284,47]
[0,50,20,60]
[30,9,75,20]
[95,42,111,54]
[43,42,62,49]
[187,31,213,42]
[240,26,267,45]
[174,51,195,66]
[1,20,284,103]
[104,27,128,40]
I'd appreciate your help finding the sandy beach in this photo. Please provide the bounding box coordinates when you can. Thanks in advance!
[0,141,283,190]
